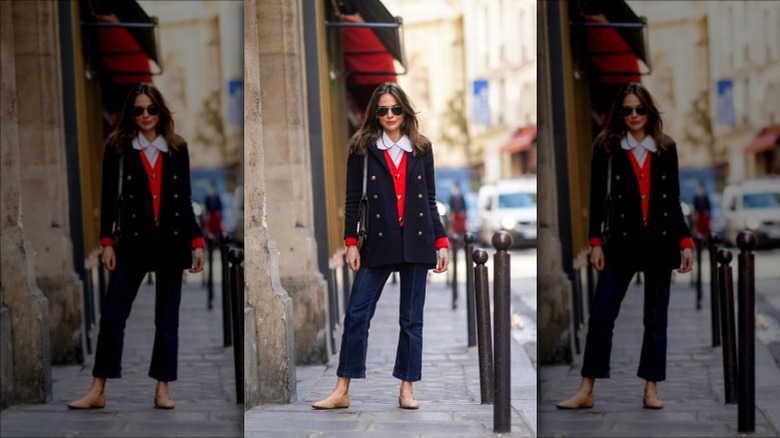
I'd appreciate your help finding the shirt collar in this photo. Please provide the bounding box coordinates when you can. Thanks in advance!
[132,132,169,153]
[620,132,657,153]
[376,132,413,153]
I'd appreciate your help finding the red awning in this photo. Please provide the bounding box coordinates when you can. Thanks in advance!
[95,16,153,84]
[341,16,397,86]
[745,125,780,154]
[584,17,640,84]
[501,126,537,154]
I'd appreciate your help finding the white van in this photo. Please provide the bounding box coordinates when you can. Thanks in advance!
[477,177,537,247]
[722,177,780,247]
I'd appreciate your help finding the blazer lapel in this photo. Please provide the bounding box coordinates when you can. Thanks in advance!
[405,151,420,179]
[368,142,391,176]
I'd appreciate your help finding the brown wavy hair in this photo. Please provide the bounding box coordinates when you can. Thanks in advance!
[594,82,674,154]
[347,82,431,156]
[104,82,186,153]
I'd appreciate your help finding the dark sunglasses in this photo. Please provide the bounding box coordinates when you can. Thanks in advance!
[620,106,648,117]
[376,106,403,117]
[132,106,160,117]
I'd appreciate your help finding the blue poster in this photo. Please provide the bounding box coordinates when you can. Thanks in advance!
[472,79,490,126]
[716,79,735,127]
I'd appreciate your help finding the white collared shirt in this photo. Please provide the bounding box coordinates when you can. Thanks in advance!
[620,132,657,166]
[132,132,169,166]
[376,132,412,167]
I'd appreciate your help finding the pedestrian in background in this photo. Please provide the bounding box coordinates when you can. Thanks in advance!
[556,82,693,410]
[692,180,712,238]
[68,83,204,410]
[204,180,223,238]
[448,181,468,238]
[312,82,449,410]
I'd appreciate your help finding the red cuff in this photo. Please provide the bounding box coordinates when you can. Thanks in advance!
[680,237,694,249]
[345,237,358,247]
[191,237,205,249]
[589,237,603,247]
[435,236,449,250]
[101,237,114,247]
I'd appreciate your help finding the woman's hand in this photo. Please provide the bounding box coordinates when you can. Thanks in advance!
[189,248,204,273]
[345,245,361,272]
[678,247,693,273]
[589,245,605,272]
[433,247,449,273]
[101,245,117,272]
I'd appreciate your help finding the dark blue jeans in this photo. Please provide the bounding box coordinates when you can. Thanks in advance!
[93,266,184,382]
[581,266,672,382]
[337,263,429,382]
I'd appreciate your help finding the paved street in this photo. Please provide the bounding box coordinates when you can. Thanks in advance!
[539,249,780,437]
[0,265,242,438]
[245,249,538,438]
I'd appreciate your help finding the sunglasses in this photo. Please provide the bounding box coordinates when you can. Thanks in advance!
[132,106,160,117]
[376,106,403,117]
[620,106,648,117]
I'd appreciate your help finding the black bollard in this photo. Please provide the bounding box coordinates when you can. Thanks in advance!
[717,248,737,404]
[207,235,215,310]
[737,231,756,432]
[708,233,720,346]
[492,231,512,433]
[220,234,233,347]
[451,237,459,310]
[695,234,703,309]
[228,248,244,404]
[465,233,477,347]
[473,248,494,404]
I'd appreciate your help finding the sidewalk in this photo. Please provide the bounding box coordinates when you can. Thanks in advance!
[539,275,780,437]
[0,272,242,438]
[245,277,537,437]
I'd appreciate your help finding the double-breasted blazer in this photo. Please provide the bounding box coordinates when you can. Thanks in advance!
[344,143,447,268]
[588,138,691,270]
[100,142,202,271]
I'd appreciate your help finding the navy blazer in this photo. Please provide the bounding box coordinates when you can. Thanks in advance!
[588,139,691,270]
[100,142,202,271]
[344,144,447,268]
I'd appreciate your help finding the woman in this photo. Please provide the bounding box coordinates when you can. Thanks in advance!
[68,83,204,410]
[556,83,693,410]
[312,82,449,410]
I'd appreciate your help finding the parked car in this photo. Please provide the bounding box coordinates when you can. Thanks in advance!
[477,177,537,247]
[722,177,780,247]
[678,166,725,238]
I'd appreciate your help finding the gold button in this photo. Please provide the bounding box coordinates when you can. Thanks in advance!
[132,214,136,218]
[151,174,155,179]
[127,175,132,181]
[643,217,647,222]
[640,173,644,179]
[174,194,179,199]
[623,232,627,237]
[396,195,401,200]
[154,217,159,222]
[662,175,666,180]
[153,195,158,200]
[395,174,400,179]
[662,194,667,199]
[418,212,424,218]
[418,194,423,199]
[371,175,377,181]
[134,232,139,237]
[417,175,422,180]
[417,231,423,236]
[618,195,622,199]
[663,212,668,217]
[616,175,621,181]
[373,195,378,200]
[175,212,179,217]
[662,231,667,236]
[641,195,645,200]
[129,194,134,199]
[173,175,178,180]
[174,231,178,236]
[378,232,383,237]
[620,214,624,218]
[375,214,381,219]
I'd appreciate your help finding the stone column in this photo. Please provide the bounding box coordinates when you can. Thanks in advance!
[12,1,83,365]
[537,3,573,365]
[1,0,52,408]
[244,0,297,407]
[257,0,328,365]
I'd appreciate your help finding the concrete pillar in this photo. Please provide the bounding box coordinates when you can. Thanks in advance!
[244,0,297,407]
[537,3,573,365]
[12,1,83,365]
[1,0,52,408]
[257,0,328,365]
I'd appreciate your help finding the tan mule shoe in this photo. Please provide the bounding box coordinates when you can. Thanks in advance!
[67,394,105,409]
[311,394,350,410]
[642,395,663,409]
[555,394,594,409]
[154,395,176,409]
[398,395,420,410]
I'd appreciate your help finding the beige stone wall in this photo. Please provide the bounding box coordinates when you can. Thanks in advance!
[257,0,328,365]
[244,0,296,407]
[12,1,83,365]
[0,0,52,407]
